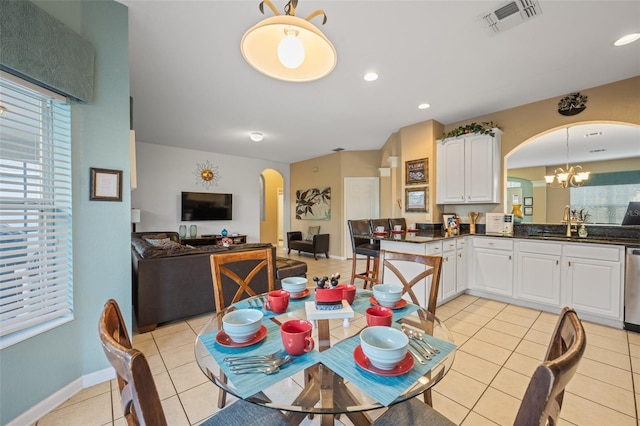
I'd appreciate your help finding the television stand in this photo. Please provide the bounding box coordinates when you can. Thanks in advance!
[181,234,247,246]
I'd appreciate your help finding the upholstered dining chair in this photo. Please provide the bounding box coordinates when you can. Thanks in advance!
[377,249,443,405]
[210,247,276,408]
[99,299,291,426]
[373,306,587,426]
[348,219,380,289]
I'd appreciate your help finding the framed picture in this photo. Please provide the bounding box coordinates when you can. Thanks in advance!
[405,158,428,185]
[524,206,533,216]
[524,196,533,206]
[90,168,122,201]
[442,213,456,226]
[405,187,428,212]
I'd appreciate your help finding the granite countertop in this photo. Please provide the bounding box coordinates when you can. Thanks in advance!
[361,225,640,248]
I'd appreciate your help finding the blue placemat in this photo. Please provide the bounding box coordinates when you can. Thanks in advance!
[318,327,456,406]
[199,319,320,399]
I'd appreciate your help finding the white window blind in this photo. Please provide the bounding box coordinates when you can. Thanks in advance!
[0,76,73,349]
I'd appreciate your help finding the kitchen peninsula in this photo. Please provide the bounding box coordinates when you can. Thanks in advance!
[364,224,639,329]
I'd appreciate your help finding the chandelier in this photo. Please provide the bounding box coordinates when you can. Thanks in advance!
[544,127,590,188]
[240,0,337,82]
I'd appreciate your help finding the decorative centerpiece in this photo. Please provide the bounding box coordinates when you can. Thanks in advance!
[314,274,343,310]
[441,121,501,140]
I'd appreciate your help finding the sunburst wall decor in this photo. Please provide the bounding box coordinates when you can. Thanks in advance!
[193,161,220,188]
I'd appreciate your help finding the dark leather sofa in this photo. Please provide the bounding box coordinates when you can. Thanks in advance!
[286,231,330,260]
[131,232,307,332]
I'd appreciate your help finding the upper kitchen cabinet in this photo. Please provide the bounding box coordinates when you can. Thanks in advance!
[436,129,502,204]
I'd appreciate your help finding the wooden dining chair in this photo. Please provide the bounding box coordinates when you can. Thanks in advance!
[348,219,380,289]
[378,249,443,316]
[377,249,443,405]
[372,306,586,426]
[210,247,276,407]
[99,299,291,426]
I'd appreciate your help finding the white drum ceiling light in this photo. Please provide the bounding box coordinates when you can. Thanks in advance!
[241,0,337,82]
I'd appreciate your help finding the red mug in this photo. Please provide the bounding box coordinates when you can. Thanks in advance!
[337,284,357,305]
[280,319,315,356]
[366,306,393,327]
[265,290,290,314]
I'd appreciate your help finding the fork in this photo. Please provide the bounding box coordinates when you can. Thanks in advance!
[223,349,283,363]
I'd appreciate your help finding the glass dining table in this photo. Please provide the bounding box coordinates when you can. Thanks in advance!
[194,289,456,425]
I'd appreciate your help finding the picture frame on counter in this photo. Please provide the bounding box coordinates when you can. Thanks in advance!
[405,158,428,185]
[90,168,122,201]
[442,213,456,226]
[405,187,428,212]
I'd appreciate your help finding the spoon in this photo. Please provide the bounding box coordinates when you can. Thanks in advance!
[401,326,434,356]
[410,329,440,353]
[230,355,292,372]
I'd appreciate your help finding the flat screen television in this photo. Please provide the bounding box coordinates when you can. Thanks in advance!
[622,201,640,226]
[181,192,232,221]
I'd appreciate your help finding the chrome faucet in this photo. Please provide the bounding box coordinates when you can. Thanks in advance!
[563,205,572,237]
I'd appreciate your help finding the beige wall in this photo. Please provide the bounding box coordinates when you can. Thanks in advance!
[290,150,380,258]
[444,76,640,218]
[260,168,283,246]
[290,76,640,255]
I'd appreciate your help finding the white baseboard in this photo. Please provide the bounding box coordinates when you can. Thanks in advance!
[6,367,115,426]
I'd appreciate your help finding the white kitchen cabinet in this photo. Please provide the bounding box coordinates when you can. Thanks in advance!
[563,244,623,320]
[515,240,561,306]
[456,238,468,293]
[436,130,502,204]
[470,237,513,297]
[440,239,457,301]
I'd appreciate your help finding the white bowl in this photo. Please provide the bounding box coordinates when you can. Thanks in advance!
[281,277,308,297]
[360,326,409,370]
[222,309,263,343]
[372,284,403,308]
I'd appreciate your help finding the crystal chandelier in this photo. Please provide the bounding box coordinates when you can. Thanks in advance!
[544,127,590,188]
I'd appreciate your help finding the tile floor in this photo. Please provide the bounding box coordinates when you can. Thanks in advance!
[35,248,640,425]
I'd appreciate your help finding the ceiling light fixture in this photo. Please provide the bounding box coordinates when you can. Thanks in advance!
[241,0,337,82]
[418,103,431,110]
[544,127,590,188]
[614,33,640,46]
[363,72,378,82]
[250,131,264,142]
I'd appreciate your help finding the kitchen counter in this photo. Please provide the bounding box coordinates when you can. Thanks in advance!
[360,225,640,248]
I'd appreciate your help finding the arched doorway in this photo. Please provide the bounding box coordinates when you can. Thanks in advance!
[260,169,285,246]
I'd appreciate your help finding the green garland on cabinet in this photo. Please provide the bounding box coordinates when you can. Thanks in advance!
[441,121,501,139]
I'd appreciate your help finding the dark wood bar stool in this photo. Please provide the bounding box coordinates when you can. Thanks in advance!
[348,219,380,289]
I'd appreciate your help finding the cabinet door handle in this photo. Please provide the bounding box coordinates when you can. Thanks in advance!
[568,261,572,267]
[508,255,512,260]
[556,260,559,265]
[488,242,494,246]
[458,253,462,258]
[444,256,448,262]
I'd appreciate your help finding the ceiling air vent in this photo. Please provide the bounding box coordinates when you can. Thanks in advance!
[483,0,542,34]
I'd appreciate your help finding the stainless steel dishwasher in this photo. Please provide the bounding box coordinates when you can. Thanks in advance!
[624,248,640,332]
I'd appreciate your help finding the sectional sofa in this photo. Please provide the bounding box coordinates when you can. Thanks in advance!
[131,232,307,332]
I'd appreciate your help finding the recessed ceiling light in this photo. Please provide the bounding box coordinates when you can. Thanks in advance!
[363,72,378,82]
[249,131,263,142]
[614,33,640,46]
[418,103,431,110]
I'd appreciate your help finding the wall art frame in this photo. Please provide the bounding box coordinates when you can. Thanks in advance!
[524,196,533,206]
[524,206,533,216]
[295,187,331,220]
[90,167,122,201]
[405,187,428,212]
[405,158,428,185]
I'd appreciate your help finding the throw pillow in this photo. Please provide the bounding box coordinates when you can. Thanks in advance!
[144,238,182,249]
[305,226,320,241]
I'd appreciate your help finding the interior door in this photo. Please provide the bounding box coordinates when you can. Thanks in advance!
[344,177,379,258]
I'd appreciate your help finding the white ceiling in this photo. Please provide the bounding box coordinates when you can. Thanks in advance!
[122,1,640,164]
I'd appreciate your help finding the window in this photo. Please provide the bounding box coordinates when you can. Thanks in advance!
[571,183,640,224]
[0,75,73,349]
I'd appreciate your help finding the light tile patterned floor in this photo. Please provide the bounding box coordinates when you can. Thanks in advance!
[35,248,640,425]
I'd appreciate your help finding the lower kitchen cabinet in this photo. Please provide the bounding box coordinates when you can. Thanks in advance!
[470,238,513,297]
[440,239,457,301]
[456,238,468,293]
[515,241,561,306]
[563,244,623,320]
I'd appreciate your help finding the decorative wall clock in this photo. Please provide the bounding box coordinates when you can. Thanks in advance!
[193,160,220,188]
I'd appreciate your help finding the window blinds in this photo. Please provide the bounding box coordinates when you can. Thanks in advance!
[0,76,73,349]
